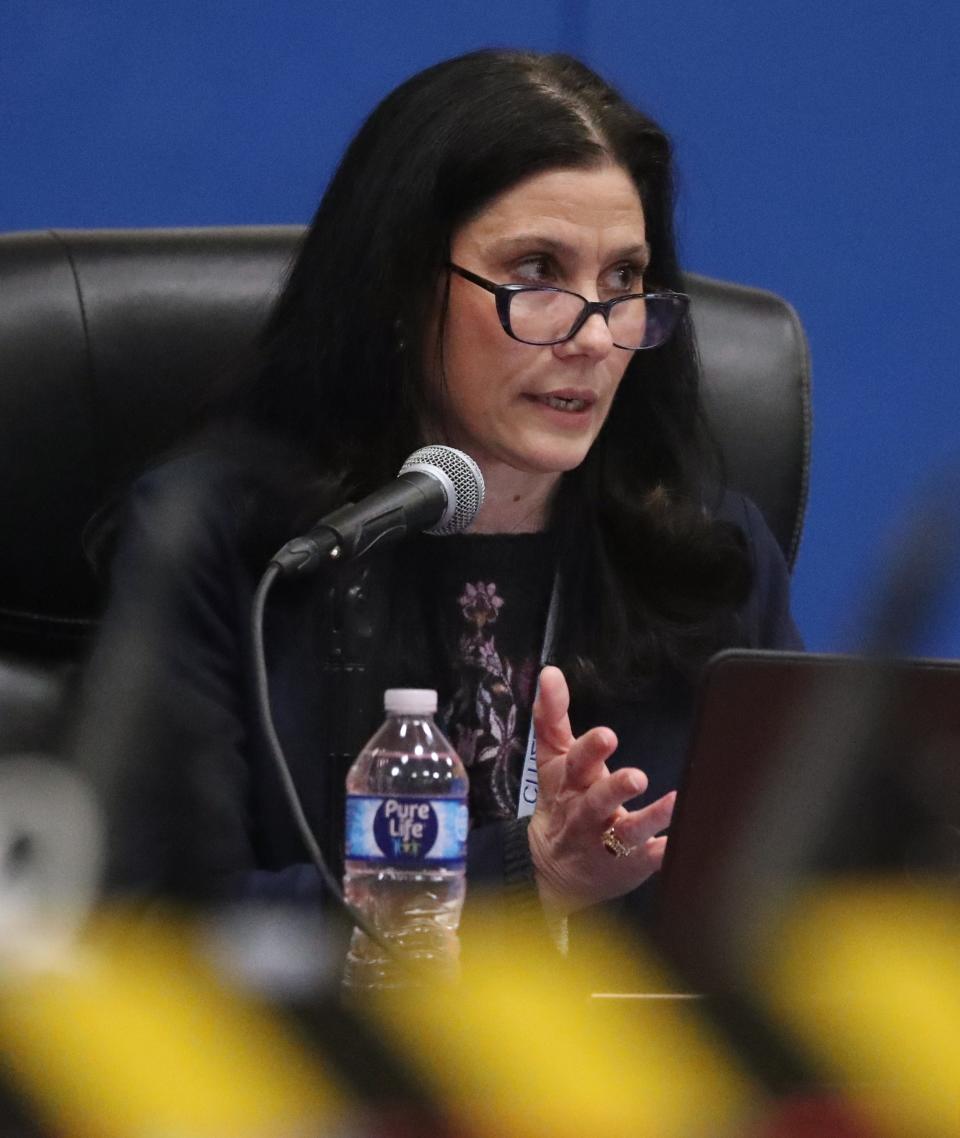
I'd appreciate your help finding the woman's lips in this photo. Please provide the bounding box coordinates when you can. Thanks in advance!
[525,390,597,413]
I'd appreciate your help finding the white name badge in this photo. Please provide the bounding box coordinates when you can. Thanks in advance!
[517,573,560,819]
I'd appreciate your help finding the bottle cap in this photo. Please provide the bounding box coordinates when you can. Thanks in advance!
[383,688,438,715]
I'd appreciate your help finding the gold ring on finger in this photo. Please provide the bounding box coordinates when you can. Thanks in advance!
[601,825,633,858]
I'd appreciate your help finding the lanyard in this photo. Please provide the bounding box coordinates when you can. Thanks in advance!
[516,572,560,818]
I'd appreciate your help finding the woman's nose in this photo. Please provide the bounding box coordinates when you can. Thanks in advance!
[553,310,616,361]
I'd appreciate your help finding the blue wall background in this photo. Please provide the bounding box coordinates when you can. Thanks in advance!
[2,1,959,653]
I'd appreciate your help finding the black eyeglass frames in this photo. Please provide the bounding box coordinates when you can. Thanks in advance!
[447,263,688,351]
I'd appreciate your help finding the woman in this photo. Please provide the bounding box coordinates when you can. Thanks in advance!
[75,49,801,934]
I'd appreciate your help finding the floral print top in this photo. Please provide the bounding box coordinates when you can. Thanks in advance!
[425,531,557,824]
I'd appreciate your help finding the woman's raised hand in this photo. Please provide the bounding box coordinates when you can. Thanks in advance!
[526,665,676,916]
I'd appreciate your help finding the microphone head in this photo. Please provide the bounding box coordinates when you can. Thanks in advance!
[398,445,485,535]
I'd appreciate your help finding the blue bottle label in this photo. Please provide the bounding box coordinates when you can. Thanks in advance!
[345,795,468,867]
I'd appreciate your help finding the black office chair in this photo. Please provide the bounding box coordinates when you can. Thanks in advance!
[0,226,811,753]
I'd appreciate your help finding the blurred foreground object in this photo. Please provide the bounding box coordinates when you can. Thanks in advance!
[9,890,958,1137]
[0,914,343,1138]
[0,756,101,970]
[0,901,763,1138]
[768,884,960,1138]
[368,905,759,1138]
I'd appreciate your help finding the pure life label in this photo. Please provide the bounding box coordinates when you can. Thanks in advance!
[346,795,468,867]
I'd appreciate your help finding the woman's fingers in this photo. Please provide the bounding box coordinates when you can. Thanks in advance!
[615,790,676,850]
[629,834,668,875]
[531,665,575,759]
[581,762,645,819]
[535,664,640,808]
[562,725,619,791]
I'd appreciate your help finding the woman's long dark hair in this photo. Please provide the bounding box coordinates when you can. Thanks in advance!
[227,49,752,696]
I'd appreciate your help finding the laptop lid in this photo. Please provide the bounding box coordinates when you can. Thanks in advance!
[653,649,960,991]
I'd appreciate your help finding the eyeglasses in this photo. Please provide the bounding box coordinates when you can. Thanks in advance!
[447,263,688,350]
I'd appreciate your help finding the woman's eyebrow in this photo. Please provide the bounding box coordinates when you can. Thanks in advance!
[610,241,652,268]
[487,234,651,266]
[487,233,575,257]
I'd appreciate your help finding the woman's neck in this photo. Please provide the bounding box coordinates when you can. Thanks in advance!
[467,466,561,534]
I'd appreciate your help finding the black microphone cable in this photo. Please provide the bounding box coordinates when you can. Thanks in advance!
[249,561,392,954]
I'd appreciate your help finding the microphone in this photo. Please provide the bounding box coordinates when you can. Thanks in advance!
[272,445,485,576]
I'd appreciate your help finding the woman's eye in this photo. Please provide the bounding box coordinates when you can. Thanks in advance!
[513,256,556,284]
[603,263,642,293]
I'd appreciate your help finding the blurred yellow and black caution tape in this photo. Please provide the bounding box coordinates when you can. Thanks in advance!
[0,904,763,1138]
[3,886,958,1138]
[366,906,760,1138]
[765,882,960,1138]
[0,913,344,1138]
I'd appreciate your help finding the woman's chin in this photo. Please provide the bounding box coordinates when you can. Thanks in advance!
[483,442,593,479]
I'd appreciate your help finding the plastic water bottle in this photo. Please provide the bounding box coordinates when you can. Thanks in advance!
[342,689,469,991]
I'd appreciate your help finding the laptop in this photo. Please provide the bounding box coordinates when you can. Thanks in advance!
[652,648,960,991]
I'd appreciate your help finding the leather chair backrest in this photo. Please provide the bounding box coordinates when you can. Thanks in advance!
[0,226,811,661]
